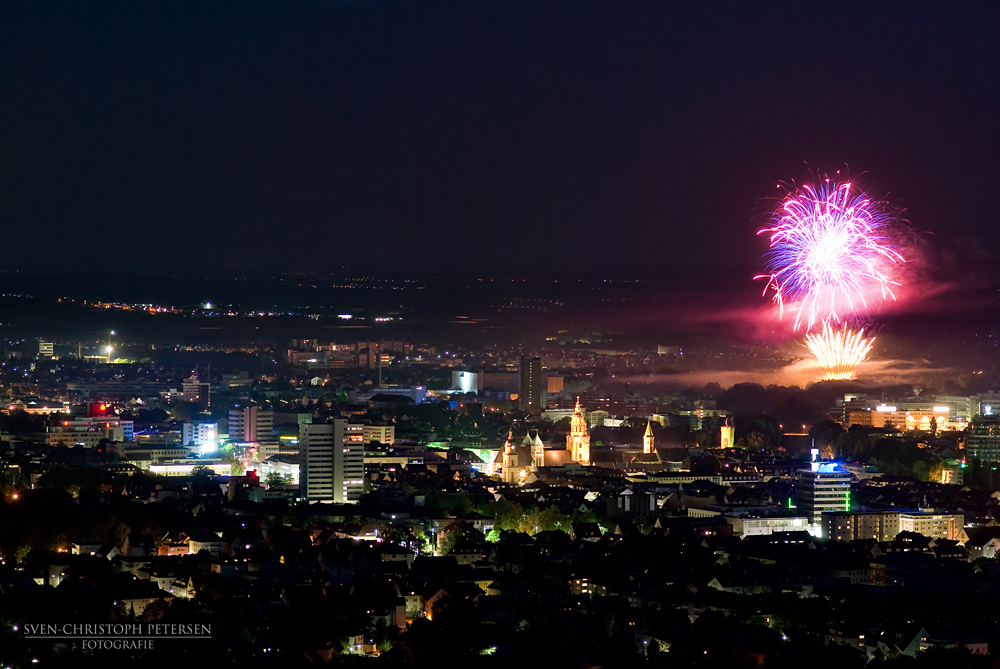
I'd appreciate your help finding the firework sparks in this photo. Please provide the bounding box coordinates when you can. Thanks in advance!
[758,180,904,330]
[804,322,875,380]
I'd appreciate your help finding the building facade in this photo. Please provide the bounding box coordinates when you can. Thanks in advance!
[229,406,279,460]
[363,424,395,445]
[795,454,851,532]
[182,422,218,452]
[302,420,364,504]
[967,415,1000,462]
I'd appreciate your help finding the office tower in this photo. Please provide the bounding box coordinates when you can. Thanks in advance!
[228,406,279,459]
[302,420,364,503]
[518,355,543,412]
[795,449,851,533]
[968,414,1000,462]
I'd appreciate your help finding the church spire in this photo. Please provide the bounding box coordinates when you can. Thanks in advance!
[567,397,591,465]
[643,420,654,454]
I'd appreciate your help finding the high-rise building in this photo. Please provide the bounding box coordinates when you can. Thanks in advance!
[973,394,1000,419]
[182,375,211,406]
[302,420,364,504]
[968,414,1000,462]
[566,398,591,465]
[228,406,279,460]
[518,356,543,412]
[795,450,851,533]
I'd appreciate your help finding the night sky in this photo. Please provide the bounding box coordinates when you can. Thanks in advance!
[2,1,998,279]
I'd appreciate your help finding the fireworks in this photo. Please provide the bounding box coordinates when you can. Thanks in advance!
[805,323,875,380]
[758,180,904,331]
[757,178,904,380]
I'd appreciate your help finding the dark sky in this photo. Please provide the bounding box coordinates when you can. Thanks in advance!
[2,1,998,278]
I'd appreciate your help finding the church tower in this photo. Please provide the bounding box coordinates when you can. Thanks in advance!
[720,417,735,449]
[502,429,517,484]
[531,431,545,469]
[643,420,654,454]
[566,398,591,465]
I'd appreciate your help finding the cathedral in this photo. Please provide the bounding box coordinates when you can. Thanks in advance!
[499,429,545,484]
[497,398,592,484]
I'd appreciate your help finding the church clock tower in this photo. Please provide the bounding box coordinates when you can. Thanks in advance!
[566,398,591,465]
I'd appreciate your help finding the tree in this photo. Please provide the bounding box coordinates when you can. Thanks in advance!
[264,471,292,487]
[438,528,460,555]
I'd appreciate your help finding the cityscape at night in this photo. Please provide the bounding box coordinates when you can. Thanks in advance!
[2,2,1000,668]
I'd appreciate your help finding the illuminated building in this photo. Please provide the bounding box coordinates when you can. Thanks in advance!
[36,340,54,359]
[43,420,126,447]
[518,356,543,412]
[108,443,193,466]
[148,462,232,477]
[566,398,591,465]
[348,386,427,405]
[824,511,901,542]
[897,510,965,541]
[531,431,544,469]
[451,371,478,394]
[181,375,211,406]
[967,414,1000,462]
[643,421,654,454]
[795,449,851,534]
[726,515,811,538]
[588,409,609,428]
[229,406,279,460]
[501,430,514,483]
[720,417,734,448]
[302,420,364,503]
[973,394,1000,418]
[363,424,395,445]
[259,454,302,485]
[867,404,952,433]
[501,430,540,484]
[7,399,68,415]
[500,429,552,484]
[182,422,218,453]
[826,508,965,542]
